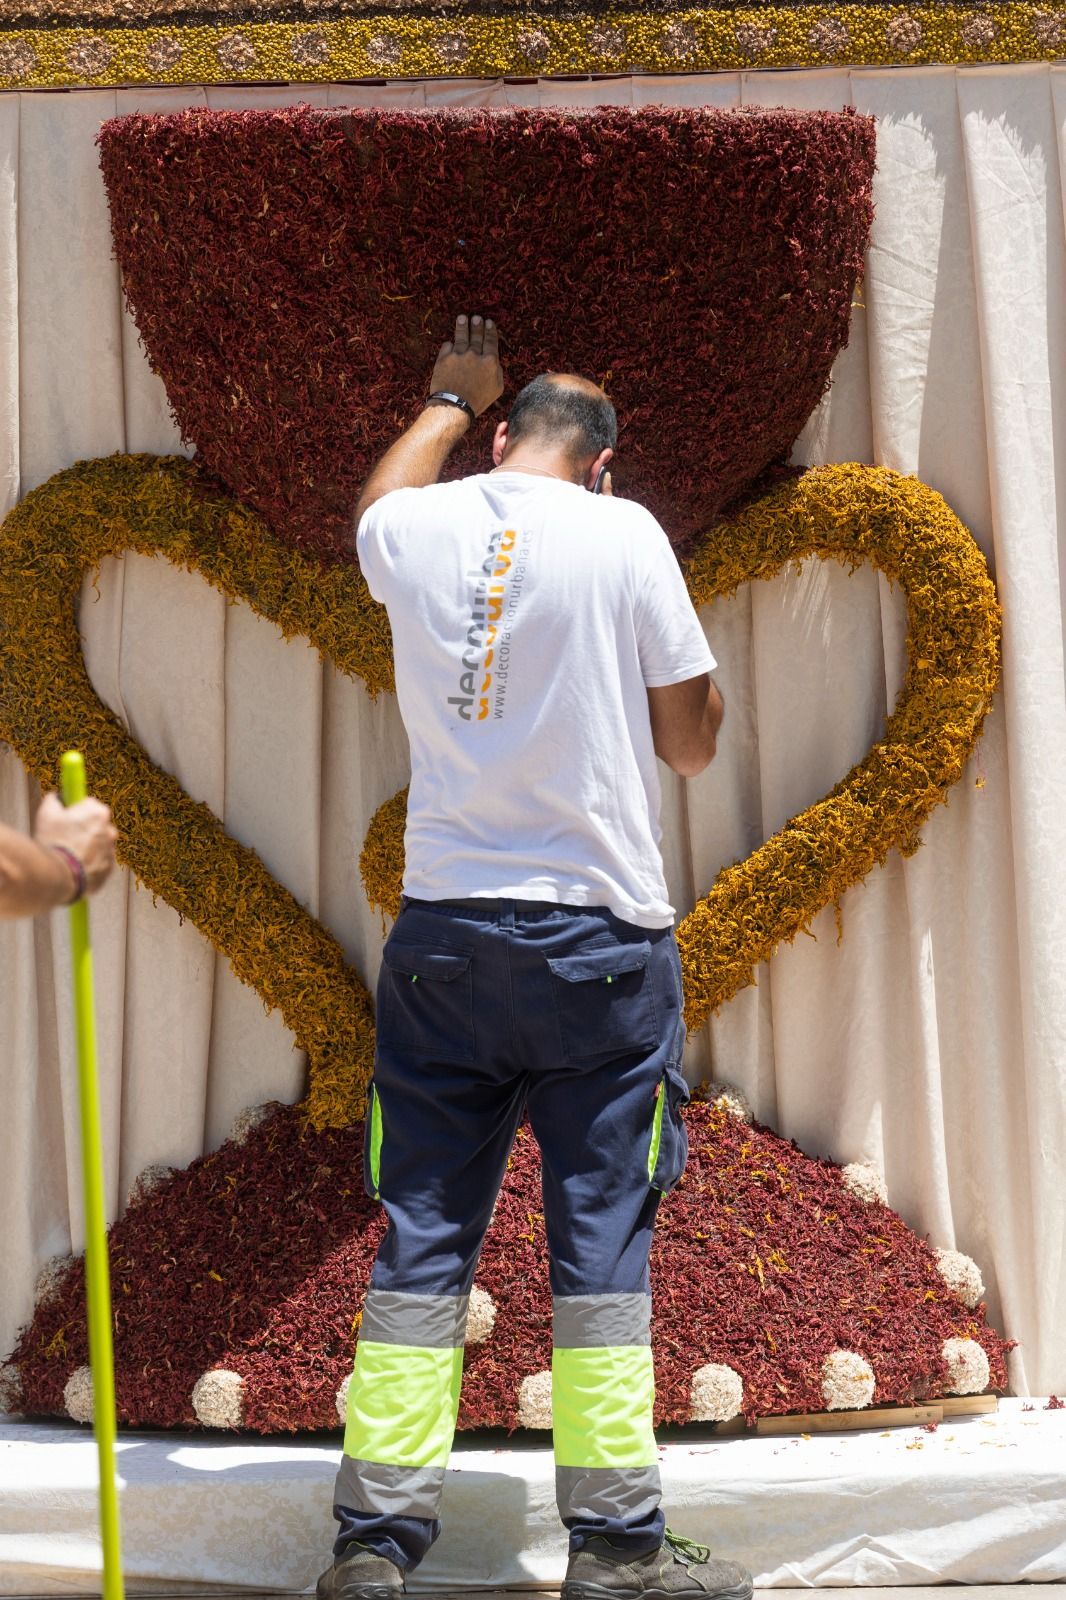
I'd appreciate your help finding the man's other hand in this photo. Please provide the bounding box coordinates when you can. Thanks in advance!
[34,792,118,896]
[429,314,504,418]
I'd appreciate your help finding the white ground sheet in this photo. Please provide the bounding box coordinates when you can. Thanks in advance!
[1,1401,1064,1591]
[1,66,1066,1405]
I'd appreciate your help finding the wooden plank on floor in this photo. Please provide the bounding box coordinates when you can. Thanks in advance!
[938,1393,1000,1417]
[755,1403,944,1435]
[709,1392,1000,1437]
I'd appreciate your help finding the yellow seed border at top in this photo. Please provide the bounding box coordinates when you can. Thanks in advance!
[1,5,1065,92]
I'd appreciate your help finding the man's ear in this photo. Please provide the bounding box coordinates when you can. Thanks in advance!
[586,447,614,492]
[492,421,510,467]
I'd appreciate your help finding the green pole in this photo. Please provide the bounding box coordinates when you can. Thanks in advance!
[59,750,125,1600]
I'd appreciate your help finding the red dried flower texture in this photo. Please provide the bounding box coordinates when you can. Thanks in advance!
[8,1101,1008,1432]
[97,106,875,561]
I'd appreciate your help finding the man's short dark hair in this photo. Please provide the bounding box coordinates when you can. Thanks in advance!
[507,374,617,460]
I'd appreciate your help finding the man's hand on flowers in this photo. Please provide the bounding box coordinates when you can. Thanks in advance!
[429,314,504,419]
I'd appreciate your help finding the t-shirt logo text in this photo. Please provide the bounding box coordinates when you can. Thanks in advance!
[448,527,517,722]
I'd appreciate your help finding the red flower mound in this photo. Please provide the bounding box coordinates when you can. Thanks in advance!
[7,1107,384,1429]
[7,1100,1008,1432]
[97,106,875,561]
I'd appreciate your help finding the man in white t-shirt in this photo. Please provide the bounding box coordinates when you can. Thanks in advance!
[320,315,746,1600]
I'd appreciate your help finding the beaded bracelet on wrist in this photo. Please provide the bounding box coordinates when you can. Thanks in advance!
[50,844,87,904]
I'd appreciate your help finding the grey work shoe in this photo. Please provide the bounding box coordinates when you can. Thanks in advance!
[562,1529,754,1600]
[316,1543,405,1600]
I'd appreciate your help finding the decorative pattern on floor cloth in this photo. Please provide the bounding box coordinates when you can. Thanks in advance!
[3,1095,1010,1431]
[1,3,1065,89]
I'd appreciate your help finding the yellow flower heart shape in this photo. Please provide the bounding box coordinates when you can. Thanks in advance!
[0,455,999,1131]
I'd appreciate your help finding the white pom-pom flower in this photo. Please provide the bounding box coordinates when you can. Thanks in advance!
[126,1163,175,1209]
[465,1286,497,1345]
[689,1363,744,1422]
[935,1248,985,1309]
[517,1370,553,1429]
[841,1162,888,1205]
[0,1363,23,1415]
[821,1350,876,1410]
[230,1102,279,1146]
[335,1372,351,1426]
[34,1253,74,1307]
[706,1082,754,1124]
[64,1365,94,1423]
[941,1337,990,1395]
[191,1368,244,1429]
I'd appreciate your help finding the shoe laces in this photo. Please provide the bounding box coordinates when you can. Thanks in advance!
[664,1529,713,1565]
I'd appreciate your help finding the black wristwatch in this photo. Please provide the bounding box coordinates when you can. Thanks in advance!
[427,391,476,423]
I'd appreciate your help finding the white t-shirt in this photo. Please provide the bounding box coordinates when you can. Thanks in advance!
[357,471,715,928]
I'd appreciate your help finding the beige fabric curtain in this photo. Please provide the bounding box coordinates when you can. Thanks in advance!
[1,66,1064,1399]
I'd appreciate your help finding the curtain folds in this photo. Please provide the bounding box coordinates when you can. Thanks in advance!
[1,66,1063,1397]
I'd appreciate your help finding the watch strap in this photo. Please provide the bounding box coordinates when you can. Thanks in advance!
[427,391,476,422]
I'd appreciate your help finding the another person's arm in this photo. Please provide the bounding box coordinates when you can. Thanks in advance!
[0,793,118,918]
[647,674,724,778]
[352,313,504,530]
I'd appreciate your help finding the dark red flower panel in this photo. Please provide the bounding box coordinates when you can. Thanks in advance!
[98,106,875,561]
[7,1100,1008,1433]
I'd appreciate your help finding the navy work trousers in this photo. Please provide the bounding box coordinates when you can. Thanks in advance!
[334,896,690,1569]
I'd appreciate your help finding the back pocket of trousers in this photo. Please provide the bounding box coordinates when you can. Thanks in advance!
[379,942,474,1062]
[546,942,658,1062]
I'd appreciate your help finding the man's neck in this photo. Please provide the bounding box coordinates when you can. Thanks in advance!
[493,450,582,485]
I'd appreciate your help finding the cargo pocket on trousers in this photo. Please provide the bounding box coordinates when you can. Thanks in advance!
[363,1084,384,1201]
[646,1066,690,1194]
[546,941,658,1062]
[379,942,475,1062]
